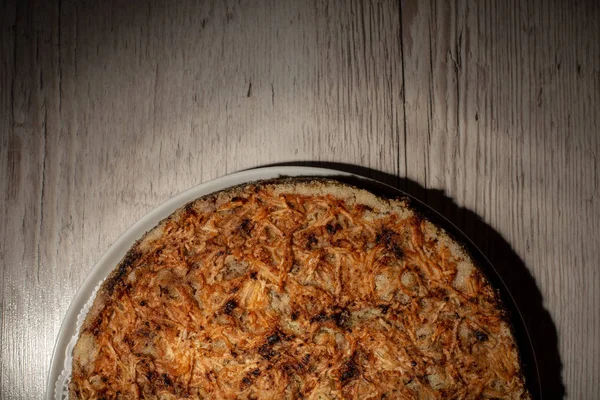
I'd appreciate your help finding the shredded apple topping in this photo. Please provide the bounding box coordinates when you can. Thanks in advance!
[70,181,529,399]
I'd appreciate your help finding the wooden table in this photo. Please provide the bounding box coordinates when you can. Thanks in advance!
[1,1,598,398]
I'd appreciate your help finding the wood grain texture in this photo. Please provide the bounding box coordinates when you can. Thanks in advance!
[0,0,598,398]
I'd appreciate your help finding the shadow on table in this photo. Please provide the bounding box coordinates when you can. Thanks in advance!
[256,161,563,400]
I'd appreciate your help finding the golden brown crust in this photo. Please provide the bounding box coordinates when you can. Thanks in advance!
[70,179,529,399]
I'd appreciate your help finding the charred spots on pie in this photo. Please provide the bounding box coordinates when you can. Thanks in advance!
[290,310,299,321]
[184,202,197,217]
[340,352,360,385]
[230,196,247,205]
[241,377,252,387]
[146,371,157,381]
[306,232,318,249]
[309,307,351,329]
[161,373,173,387]
[258,344,278,360]
[267,331,282,346]
[123,336,135,347]
[289,257,303,274]
[375,228,392,245]
[326,223,335,234]
[223,299,238,315]
[376,228,404,259]
[240,218,254,236]
[258,330,286,360]
[474,330,489,342]
[105,250,141,295]
[302,353,311,365]
[341,364,359,384]
[136,326,154,339]
[89,315,103,337]
[331,308,351,329]
[429,287,450,302]
[325,222,342,235]
[240,367,261,388]
[158,285,176,298]
[309,313,328,324]
[378,304,390,314]
[154,245,166,258]
[282,361,305,376]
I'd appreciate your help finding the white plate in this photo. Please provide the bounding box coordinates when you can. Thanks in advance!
[46,165,540,398]
[45,166,356,399]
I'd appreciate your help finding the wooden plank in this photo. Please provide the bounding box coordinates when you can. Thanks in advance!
[401,0,600,398]
[1,0,61,397]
